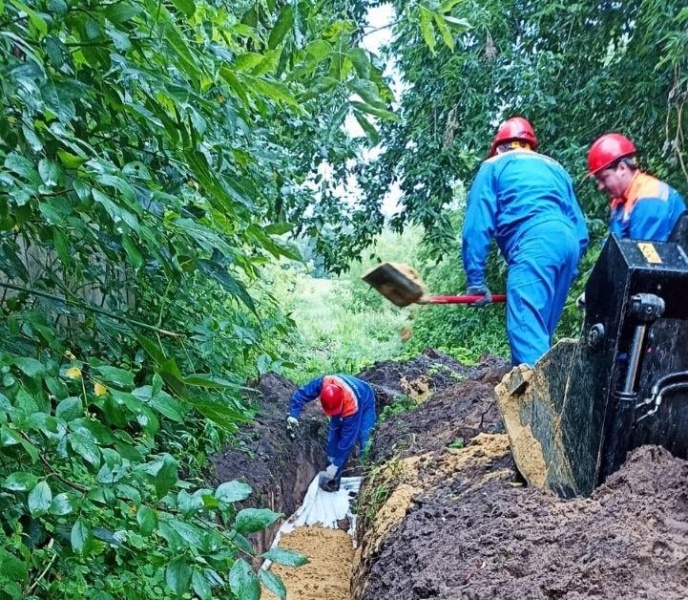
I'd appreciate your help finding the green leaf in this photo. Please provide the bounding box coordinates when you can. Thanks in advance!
[170,0,195,17]
[259,570,287,600]
[348,48,370,79]
[176,489,204,515]
[71,517,92,554]
[349,80,387,109]
[93,366,135,388]
[166,557,192,597]
[0,426,21,447]
[353,110,380,145]
[122,233,143,269]
[71,418,117,444]
[9,0,47,38]
[419,6,436,55]
[197,259,256,313]
[234,52,265,72]
[268,5,294,49]
[2,472,38,491]
[192,569,212,600]
[248,77,299,107]
[55,397,83,421]
[183,396,249,430]
[233,508,282,534]
[57,150,86,169]
[28,481,52,515]
[262,547,309,567]
[168,519,204,549]
[104,2,142,24]
[215,481,252,504]
[136,505,158,536]
[443,15,471,30]
[228,559,260,600]
[69,430,101,467]
[154,454,178,499]
[434,13,455,51]
[50,492,75,516]
[92,189,140,232]
[350,101,399,121]
[38,159,61,188]
[20,439,39,463]
[13,357,45,378]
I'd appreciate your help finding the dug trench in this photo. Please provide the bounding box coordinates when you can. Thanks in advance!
[210,350,688,599]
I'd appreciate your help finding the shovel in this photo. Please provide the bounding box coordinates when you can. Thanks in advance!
[362,262,506,308]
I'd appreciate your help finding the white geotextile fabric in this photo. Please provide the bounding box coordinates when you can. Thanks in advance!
[261,475,362,569]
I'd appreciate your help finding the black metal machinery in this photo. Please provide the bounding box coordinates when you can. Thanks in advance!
[583,212,688,488]
[498,212,688,498]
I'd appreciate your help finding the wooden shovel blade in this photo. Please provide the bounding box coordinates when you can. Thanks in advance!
[361,262,427,307]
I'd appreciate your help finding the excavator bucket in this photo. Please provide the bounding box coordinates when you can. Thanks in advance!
[496,212,688,498]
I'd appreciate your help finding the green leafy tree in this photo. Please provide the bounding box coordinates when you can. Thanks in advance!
[0,0,393,597]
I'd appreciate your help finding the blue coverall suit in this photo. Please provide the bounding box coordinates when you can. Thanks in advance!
[462,150,589,366]
[609,171,685,241]
[289,375,376,479]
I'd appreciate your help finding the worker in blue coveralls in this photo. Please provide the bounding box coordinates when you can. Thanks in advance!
[462,117,589,367]
[587,133,685,241]
[286,374,376,491]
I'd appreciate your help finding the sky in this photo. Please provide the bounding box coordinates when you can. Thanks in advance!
[308,4,404,219]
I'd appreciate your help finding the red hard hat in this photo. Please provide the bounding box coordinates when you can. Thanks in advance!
[489,117,538,157]
[587,133,636,175]
[320,384,344,416]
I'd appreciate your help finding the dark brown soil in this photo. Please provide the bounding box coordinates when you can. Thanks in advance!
[354,360,688,600]
[371,378,506,463]
[359,348,510,412]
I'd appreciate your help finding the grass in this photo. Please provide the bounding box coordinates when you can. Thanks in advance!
[278,275,410,384]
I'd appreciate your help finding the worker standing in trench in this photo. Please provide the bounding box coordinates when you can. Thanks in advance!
[286,374,376,491]
[461,116,589,367]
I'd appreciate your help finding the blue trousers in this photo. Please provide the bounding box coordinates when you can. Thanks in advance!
[327,404,376,479]
[506,221,580,366]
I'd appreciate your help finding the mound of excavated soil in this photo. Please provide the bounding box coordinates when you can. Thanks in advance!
[354,362,688,600]
[359,349,510,411]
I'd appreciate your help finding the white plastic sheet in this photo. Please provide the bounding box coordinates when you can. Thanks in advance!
[262,475,362,570]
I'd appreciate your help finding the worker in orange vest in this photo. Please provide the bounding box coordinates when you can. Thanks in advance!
[587,133,685,241]
[287,374,376,491]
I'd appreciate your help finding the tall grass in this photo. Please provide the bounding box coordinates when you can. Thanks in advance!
[266,228,423,382]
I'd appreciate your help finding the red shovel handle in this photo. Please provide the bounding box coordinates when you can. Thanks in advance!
[420,294,507,305]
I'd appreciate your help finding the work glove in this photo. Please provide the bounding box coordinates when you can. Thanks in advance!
[318,464,339,491]
[467,285,492,308]
[286,416,299,439]
[576,292,586,310]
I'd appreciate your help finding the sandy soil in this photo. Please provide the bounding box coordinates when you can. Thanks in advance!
[264,526,354,600]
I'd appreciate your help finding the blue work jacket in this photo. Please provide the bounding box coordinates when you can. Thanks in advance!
[610,171,686,241]
[462,150,589,288]
[289,375,376,468]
